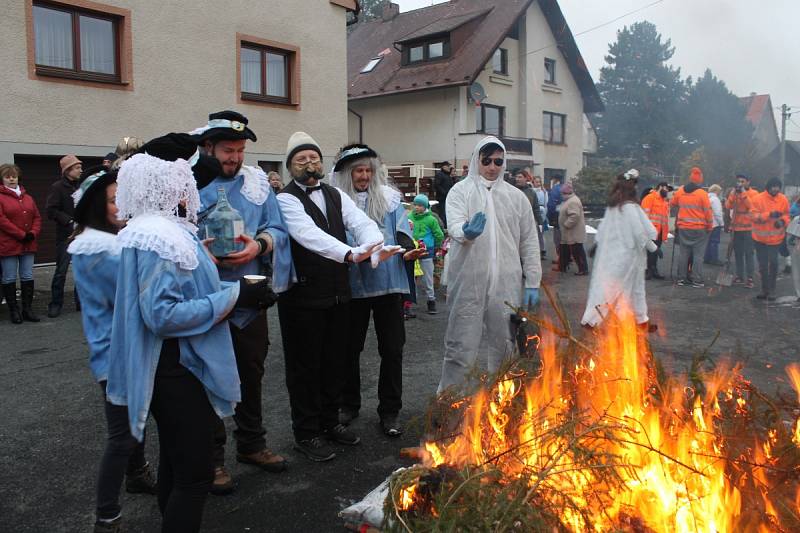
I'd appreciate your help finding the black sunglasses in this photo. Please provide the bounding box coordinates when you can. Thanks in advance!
[480,157,504,167]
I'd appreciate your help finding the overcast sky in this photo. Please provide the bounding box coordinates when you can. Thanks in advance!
[395,0,800,140]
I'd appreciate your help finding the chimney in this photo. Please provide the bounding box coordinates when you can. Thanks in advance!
[382,2,400,21]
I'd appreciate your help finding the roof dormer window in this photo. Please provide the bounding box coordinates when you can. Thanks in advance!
[401,36,450,65]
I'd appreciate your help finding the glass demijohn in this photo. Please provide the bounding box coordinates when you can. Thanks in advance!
[205,187,245,257]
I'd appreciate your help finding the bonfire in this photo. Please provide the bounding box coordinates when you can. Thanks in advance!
[384,289,800,532]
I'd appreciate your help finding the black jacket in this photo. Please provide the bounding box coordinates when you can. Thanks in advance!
[45,176,78,242]
[433,170,454,202]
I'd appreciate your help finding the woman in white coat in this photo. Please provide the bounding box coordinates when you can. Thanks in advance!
[437,136,541,394]
[581,172,658,329]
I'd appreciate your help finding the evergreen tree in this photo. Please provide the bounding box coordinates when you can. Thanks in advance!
[595,21,688,174]
[679,69,755,184]
[357,0,386,22]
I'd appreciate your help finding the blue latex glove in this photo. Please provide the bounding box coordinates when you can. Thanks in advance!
[462,212,487,240]
[523,288,540,307]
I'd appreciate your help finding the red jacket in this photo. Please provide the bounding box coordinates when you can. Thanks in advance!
[0,185,42,256]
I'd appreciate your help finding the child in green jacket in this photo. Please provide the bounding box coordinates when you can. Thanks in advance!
[408,194,444,314]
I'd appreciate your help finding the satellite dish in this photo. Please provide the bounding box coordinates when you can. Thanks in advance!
[468,82,487,105]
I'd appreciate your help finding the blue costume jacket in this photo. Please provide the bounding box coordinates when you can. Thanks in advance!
[197,166,292,328]
[68,229,121,382]
[106,215,241,441]
[347,189,411,299]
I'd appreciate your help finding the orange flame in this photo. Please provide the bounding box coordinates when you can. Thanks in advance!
[416,303,768,531]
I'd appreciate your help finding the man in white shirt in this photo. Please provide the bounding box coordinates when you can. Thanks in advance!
[704,184,725,266]
[276,132,400,462]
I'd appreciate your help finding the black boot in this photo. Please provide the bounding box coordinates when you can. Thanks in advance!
[20,281,40,322]
[2,283,23,324]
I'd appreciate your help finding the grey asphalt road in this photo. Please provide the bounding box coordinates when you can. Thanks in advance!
[2,236,798,532]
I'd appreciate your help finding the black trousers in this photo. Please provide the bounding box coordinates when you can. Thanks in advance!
[278,300,350,441]
[755,242,780,296]
[213,312,269,465]
[96,381,147,520]
[49,239,71,307]
[341,294,404,417]
[150,340,216,533]
[559,243,588,273]
[401,260,416,305]
[647,238,663,273]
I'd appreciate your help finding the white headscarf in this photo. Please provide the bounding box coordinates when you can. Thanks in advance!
[466,136,507,185]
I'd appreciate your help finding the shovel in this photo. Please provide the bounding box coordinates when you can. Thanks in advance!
[715,238,735,287]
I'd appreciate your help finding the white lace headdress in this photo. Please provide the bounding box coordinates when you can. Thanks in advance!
[117,153,201,223]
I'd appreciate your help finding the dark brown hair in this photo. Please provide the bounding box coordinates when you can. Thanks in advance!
[607,174,638,207]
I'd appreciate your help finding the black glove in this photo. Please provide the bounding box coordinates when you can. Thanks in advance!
[775,219,786,229]
[21,232,34,243]
[769,211,782,219]
[236,279,278,309]
[588,243,597,258]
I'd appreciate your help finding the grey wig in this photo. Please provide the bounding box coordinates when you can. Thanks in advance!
[332,157,397,223]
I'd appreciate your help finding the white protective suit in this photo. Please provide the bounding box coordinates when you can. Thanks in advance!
[438,136,542,394]
[581,202,657,327]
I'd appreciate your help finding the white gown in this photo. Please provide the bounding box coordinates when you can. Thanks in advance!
[438,136,541,393]
[581,202,657,327]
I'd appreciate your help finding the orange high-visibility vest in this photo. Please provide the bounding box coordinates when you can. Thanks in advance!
[725,188,758,232]
[670,186,713,230]
[750,191,790,245]
[641,190,669,241]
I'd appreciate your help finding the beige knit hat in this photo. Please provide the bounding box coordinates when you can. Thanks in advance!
[285,132,322,165]
[59,154,82,175]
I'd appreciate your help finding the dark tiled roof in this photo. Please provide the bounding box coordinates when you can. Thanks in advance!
[396,9,491,43]
[347,0,603,112]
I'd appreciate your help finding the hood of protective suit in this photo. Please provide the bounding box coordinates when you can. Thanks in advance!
[466,136,508,186]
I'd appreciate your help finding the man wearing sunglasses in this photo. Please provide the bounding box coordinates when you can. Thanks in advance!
[437,137,542,394]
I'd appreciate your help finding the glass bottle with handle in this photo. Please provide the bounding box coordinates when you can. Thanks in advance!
[205,187,245,258]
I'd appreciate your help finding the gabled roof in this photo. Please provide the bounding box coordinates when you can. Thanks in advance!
[346,0,603,112]
[738,94,773,127]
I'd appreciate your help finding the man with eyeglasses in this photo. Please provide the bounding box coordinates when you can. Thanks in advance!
[192,110,293,494]
[276,132,399,462]
[437,136,541,394]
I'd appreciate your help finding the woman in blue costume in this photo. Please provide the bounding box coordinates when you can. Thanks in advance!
[69,165,157,533]
[106,135,275,532]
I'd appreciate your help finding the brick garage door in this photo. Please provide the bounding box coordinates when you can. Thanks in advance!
[13,154,104,263]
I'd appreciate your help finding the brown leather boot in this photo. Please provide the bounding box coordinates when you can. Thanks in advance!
[237,449,287,473]
[210,466,235,495]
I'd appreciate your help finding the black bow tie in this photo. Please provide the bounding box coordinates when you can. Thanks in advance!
[305,186,322,194]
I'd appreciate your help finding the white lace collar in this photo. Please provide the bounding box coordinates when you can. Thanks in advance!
[239,165,270,205]
[382,186,402,212]
[117,213,199,270]
[67,228,122,256]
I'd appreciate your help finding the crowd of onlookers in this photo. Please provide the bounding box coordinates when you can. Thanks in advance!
[0,139,147,323]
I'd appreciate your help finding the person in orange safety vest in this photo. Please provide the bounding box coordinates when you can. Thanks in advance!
[671,167,713,287]
[725,174,759,287]
[750,177,790,300]
[641,182,672,280]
